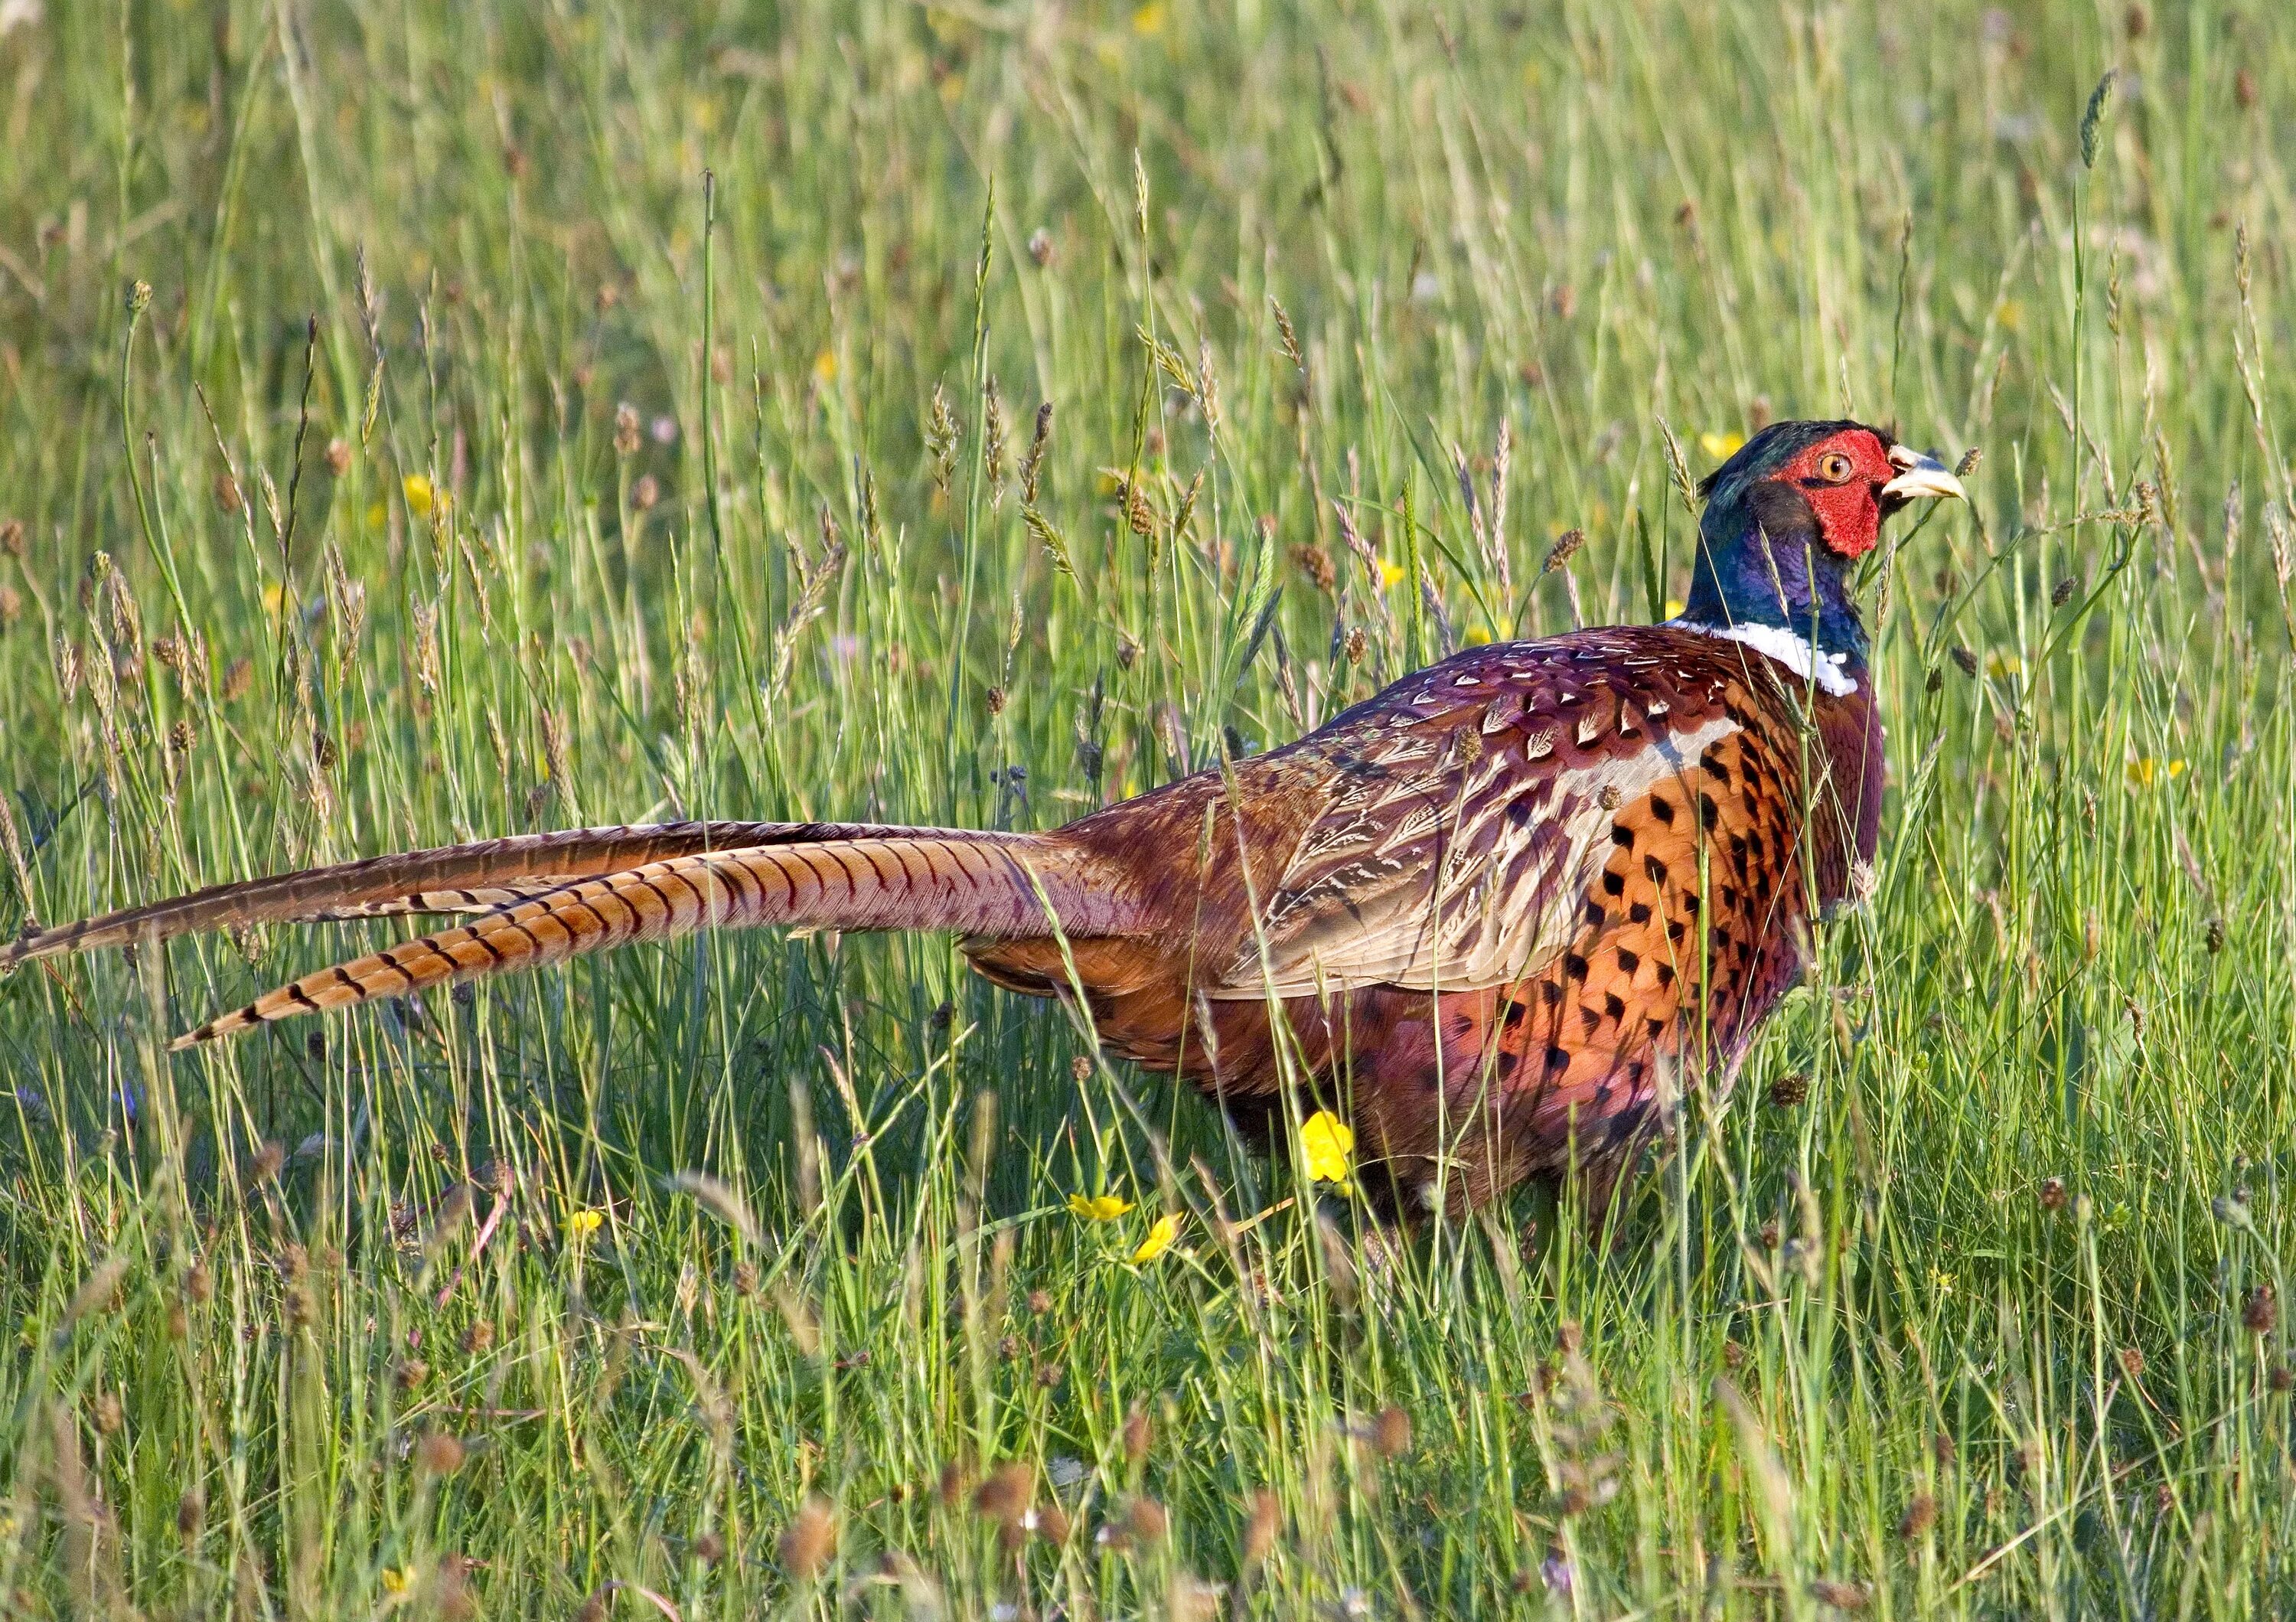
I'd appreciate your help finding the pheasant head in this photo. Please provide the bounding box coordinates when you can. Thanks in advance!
[1679,420,1963,677]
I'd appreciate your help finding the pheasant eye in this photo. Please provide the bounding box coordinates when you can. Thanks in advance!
[1815,451,1856,482]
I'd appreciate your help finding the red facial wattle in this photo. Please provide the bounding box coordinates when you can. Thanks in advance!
[1768,430,1896,559]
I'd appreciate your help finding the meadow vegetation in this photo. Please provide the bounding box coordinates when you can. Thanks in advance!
[1,0,2293,1614]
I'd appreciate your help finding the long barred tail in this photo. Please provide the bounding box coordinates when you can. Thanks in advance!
[0,823,1138,1049]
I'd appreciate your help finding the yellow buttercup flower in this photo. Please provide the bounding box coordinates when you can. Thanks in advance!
[1986,652,2023,679]
[2126,757,2186,789]
[1130,1213,1179,1264]
[812,349,838,384]
[403,474,447,518]
[1664,599,1686,619]
[1067,1191,1133,1223]
[1378,560,1407,590]
[380,1567,411,1594]
[565,1207,604,1239]
[261,583,285,615]
[1463,624,1495,646]
[1299,1111,1355,1187]
[1698,430,1745,462]
[1130,2,1168,35]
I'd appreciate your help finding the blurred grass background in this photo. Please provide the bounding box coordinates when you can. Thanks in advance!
[2,0,2293,1614]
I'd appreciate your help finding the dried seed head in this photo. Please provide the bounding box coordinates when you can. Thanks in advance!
[613,402,642,456]
[983,377,1008,491]
[1949,645,1978,675]
[1292,543,1336,592]
[1116,632,1141,670]
[2244,1284,2278,1335]
[1241,1489,1280,1566]
[1026,228,1055,267]
[1124,1496,1169,1545]
[461,1320,495,1355]
[974,1463,1032,1524]
[631,474,660,512]
[1372,1405,1413,1458]
[1541,528,1587,574]
[416,1431,465,1477]
[214,472,243,516]
[2235,68,2258,110]
[1896,1493,1936,1541]
[250,1141,285,1185]
[778,1496,837,1578]
[394,1358,429,1392]
[1123,1405,1152,1463]
[1343,625,1368,664]
[693,1530,725,1565]
[2118,1346,2145,1378]
[1809,1578,1868,1612]
[177,1489,204,1539]
[1767,1071,1811,1109]
[91,1389,123,1434]
[2038,1177,2068,1211]
[926,386,960,494]
[1021,401,1053,505]
[2053,576,2079,606]
[324,438,352,476]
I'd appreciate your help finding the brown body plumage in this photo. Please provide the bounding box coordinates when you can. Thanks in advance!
[2,420,1962,1216]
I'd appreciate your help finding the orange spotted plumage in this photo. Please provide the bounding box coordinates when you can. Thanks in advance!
[2,421,1962,1216]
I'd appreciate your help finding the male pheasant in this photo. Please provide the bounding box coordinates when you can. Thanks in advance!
[4,421,1961,1215]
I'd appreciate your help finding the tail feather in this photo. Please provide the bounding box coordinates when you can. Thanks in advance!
[171,831,1133,1049]
[1,821,962,968]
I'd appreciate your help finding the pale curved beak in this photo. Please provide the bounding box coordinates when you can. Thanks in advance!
[1881,444,1965,504]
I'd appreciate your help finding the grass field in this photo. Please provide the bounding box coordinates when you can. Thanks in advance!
[2,0,2294,1614]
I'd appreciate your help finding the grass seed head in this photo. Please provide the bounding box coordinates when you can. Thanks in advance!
[1896,1493,1937,1541]
[778,1497,837,1578]
[1241,1489,1280,1566]
[1124,1496,1169,1545]
[416,1432,466,1477]
[2244,1285,2277,1335]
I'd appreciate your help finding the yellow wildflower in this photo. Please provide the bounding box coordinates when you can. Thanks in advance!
[812,349,838,384]
[402,474,444,518]
[1067,1192,1133,1223]
[261,583,285,615]
[1378,560,1407,590]
[1986,652,2023,679]
[380,1567,411,1594]
[1130,1213,1179,1265]
[1698,430,1745,462]
[1131,2,1168,35]
[1463,624,1495,646]
[1664,599,1686,620]
[2126,757,2186,789]
[1299,1111,1355,1187]
[1929,1266,1955,1298]
[565,1207,604,1239]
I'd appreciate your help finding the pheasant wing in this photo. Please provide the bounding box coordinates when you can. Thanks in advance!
[1215,636,1744,999]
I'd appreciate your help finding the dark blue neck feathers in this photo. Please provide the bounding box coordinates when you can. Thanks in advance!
[1678,438,1870,667]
